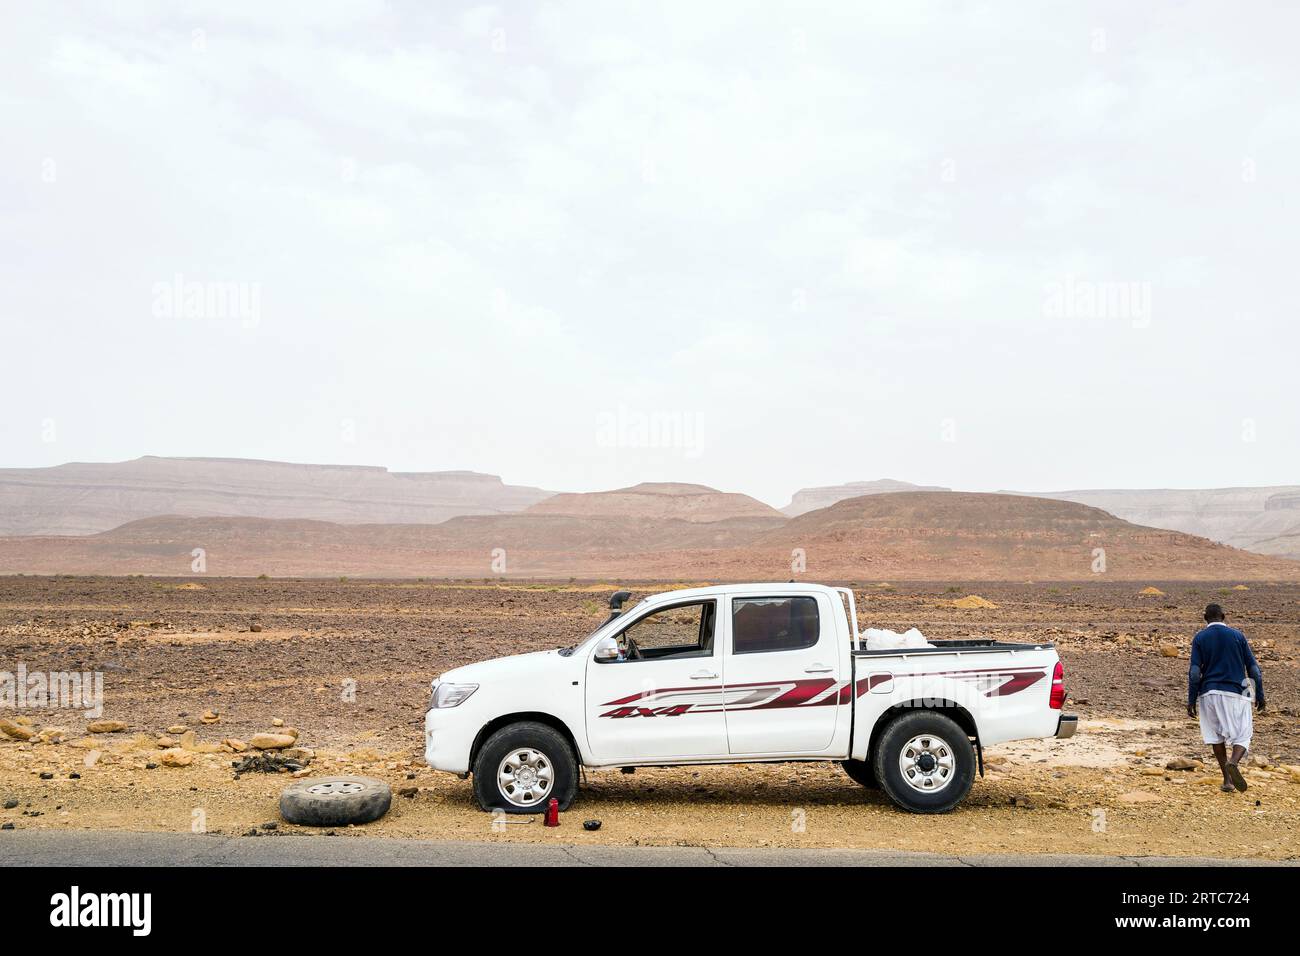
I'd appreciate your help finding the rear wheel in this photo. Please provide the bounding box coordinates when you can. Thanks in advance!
[873,711,975,813]
[841,758,878,789]
[472,721,578,814]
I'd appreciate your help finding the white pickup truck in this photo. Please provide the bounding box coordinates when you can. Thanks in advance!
[424,583,1076,814]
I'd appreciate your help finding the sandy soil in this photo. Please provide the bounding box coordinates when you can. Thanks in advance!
[2,577,1298,859]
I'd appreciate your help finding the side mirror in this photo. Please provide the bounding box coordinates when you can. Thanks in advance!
[593,636,620,662]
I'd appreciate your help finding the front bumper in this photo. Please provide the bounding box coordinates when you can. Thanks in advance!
[424,707,473,775]
[1055,714,1078,739]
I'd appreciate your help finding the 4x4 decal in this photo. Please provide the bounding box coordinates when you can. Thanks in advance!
[598,668,1044,718]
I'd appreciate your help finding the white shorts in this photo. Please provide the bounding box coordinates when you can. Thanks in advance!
[1199,691,1252,749]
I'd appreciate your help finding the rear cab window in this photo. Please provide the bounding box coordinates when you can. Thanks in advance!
[731,596,820,654]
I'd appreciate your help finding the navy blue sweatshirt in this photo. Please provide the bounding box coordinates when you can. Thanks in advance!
[1188,622,1264,707]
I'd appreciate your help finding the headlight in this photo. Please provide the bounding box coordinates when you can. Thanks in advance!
[429,682,479,709]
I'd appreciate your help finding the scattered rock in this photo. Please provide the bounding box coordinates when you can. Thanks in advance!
[271,717,285,727]
[1118,790,1163,804]
[1008,795,1031,808]
[1,822,13,830]
[37,726,68,744]
[250,623,263,633]
[86,719,128,734]
[200,711,220,724]
[3,799,18,809]
[1248,754,1271,768]
[167,725,188,735]
[952,595,998,609]
[398,786,419,799]
[144,762,158,770]
[39,771,54,780]
[1166,758,1201,771]
[250,733,296,750]
[1139,586,1165,596]
[159,748,193,768]
[156,736,178,749]
[223,738,249,752]
[1158,645,1180,658]
[0,718,37,741]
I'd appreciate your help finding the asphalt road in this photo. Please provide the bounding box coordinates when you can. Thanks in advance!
[2,830,1291,866]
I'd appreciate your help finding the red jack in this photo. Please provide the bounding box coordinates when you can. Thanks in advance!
[544,797,560,827]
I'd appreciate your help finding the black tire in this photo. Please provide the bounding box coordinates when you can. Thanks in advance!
[872,711,975,813]
[279,776,392,826]
[472,721,578,814]
[841,758,879,789]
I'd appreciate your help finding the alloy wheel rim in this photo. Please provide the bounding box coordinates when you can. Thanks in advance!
[307,781,366,796]
[497,748,554,807]
[898,734,956,793]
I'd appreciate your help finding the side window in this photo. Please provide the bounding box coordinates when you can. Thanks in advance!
[616,601,715,661]
[732,596,820,654]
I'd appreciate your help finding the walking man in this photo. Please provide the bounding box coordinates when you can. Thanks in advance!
[1187,603,1265,792]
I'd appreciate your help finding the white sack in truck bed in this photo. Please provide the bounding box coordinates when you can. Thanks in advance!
[862,627,934,650]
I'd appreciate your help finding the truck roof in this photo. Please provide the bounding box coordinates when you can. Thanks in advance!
[640,582,841,605]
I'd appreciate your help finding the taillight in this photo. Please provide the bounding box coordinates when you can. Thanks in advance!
[1049,661,1066,709]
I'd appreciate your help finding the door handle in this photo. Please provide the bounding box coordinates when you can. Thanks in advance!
[804,664,834,674]
[689,670,718,680]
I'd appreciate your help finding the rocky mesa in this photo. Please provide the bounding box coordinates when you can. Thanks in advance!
[0,456,553,535]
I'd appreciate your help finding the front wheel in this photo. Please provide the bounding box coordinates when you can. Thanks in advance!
[872,712,975,813]
[472,721,578,814]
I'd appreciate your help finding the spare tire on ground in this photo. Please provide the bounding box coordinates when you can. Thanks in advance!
[279,776,392,826]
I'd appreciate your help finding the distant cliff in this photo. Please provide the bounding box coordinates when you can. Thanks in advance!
[781,479,950,516]
[1020,486,1300,563]
[0,456,553,535]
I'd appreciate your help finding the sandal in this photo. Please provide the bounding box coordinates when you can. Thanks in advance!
[1225,762,1248,792]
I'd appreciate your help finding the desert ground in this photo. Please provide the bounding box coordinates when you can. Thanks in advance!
[2,576,1298,860]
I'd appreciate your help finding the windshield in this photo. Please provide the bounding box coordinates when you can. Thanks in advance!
[557,599,644,655]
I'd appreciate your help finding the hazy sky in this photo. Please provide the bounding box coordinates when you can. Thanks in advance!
[3,1,1297,507]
